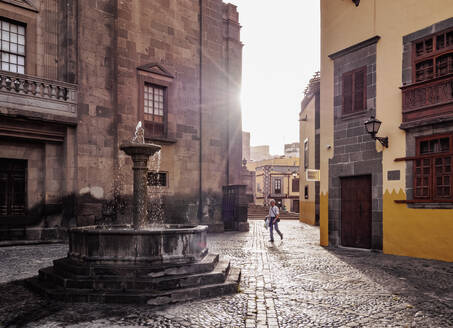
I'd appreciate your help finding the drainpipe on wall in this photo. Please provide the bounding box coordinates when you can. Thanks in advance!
[198,0,203,221]
[226,28,230,186]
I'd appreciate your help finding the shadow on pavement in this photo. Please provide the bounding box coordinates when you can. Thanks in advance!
[326,247,453,325]
[0,279,63,327]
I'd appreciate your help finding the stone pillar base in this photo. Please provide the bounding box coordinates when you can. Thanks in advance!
[236,222,250,232]
[207,223,225,233]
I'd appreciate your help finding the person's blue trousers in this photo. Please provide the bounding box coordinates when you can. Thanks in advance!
[269,218,283,241]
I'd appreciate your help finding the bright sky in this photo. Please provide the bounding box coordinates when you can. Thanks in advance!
[228,0,320,155]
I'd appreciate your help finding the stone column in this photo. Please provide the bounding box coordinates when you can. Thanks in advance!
[130,153,149,230]
[120,143,161,230]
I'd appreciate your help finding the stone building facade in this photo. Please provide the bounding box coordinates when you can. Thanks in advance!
[284,142,300,158]
[247,157,300,212]
[250,145,271,161]
[242,131,250,162]
[0,0,243,241]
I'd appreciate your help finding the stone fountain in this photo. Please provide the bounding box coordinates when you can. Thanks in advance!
[27,123,240,304]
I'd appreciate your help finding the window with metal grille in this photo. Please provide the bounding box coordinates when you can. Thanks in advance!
[342,66,366,115]
[413,27,453,82]
[1,19,25,74]
[414,134,453,201]
[143,83,165,137]
[147,171,167,187]
[0,158,27,217]
[274,179,281,194]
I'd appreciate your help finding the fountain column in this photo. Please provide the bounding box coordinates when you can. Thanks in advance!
[131,152,150,229]
[120,142,161,230]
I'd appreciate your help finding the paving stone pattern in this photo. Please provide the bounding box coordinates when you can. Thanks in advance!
[1,221,453,327]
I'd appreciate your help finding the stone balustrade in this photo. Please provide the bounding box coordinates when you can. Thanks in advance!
[0,70,78,122]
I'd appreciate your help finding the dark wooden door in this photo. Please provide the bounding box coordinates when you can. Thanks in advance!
[0,159,27,217]
[341,175,371,249]
[293,200,299,213]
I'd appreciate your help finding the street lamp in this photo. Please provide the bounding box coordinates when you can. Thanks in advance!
[364,115,388,148]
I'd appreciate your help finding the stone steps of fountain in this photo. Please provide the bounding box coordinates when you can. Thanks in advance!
[52,253,220,279]
[26,261,241,305]
[37,259,231,292]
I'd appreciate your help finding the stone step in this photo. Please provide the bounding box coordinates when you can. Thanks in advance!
[53,253,219,279]
[26,264,241,305]
[38,259,231,292]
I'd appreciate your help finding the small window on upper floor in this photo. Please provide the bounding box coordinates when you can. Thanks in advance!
[413,27,453,82]
[304,139,309,170]
[143,83,166,138]
[0,18,25,74]
[342,66,366,115]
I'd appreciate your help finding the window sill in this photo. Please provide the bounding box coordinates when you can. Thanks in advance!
[145,136,177,144]
[340,110,369,121]
[394,200,453,209]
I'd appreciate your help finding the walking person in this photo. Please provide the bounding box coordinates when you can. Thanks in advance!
[268,199,283,242]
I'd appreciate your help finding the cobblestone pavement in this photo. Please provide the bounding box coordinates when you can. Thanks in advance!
[1,220,453,327]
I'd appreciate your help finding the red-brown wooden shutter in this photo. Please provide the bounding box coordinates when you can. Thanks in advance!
[353,68,365,112]
[343,72,353,114]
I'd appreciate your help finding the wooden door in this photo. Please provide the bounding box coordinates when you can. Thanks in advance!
[0,159,27,217]
[341,175,371,249]
[293,200,299,213]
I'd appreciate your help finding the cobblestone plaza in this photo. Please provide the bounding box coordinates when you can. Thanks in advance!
[1,220,452,328]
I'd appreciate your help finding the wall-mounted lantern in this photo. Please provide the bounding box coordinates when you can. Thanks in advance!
[364,115,389,148]
[352,0,360,6]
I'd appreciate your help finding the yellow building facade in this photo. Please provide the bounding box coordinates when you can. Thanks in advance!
[247,158,300,211]
[299,74,320,226]
[320,0,453,261]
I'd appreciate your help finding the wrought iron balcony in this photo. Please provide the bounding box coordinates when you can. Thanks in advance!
[0,70,77,123]
[401,73,453,128]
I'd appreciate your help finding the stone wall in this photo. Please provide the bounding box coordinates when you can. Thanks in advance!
[0,0,243,238]
[328,38,383,250]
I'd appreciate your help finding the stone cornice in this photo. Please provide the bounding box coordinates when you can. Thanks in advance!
[328,36,380,60]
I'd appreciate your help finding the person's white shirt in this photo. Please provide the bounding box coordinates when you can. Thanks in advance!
[268,205,279,218]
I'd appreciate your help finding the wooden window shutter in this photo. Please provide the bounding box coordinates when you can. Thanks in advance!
[354,68,366,112]
[292,178,299,193]
[343,72,353,114]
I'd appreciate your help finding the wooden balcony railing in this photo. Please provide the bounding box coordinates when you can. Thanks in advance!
[401,73,453,127]
[0,70,77,122]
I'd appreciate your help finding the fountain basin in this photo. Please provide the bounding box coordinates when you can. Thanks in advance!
[119,142,161,156]
[68,225,208,265]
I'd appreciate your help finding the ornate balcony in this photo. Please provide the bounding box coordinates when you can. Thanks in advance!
[0,70,77,124]
[401,73,453,129]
